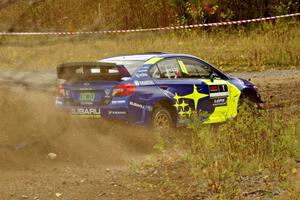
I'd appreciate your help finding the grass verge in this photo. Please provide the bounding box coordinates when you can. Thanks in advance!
[131,104,300,199]
[0,20,299,72]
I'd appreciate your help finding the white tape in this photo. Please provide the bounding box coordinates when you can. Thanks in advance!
[0,13,299,36]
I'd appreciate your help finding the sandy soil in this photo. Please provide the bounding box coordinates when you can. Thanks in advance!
[0,70,299,199]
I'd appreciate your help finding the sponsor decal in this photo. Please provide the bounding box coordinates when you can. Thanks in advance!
[134,80,140,86]
[138,80,154,86]
[65,90,70,97]
[135,73,148,78]
[220,84,228,92]
[209,84,228,93]
[55,99,63,105]
[72,108,101,115]
[134,80,154,86]
[80,102,93,105]
[129,101,144,109]
[210,92,229,98]
[174,85,208,117]
[209,85,218,92]
[140,66,149,70]
[212,98,227,106]
[129,101,153,111]
[108,111,127,115]
[105,89,111,96]
[104,89,111,98]
[79,88,93,91]
[138,69,148,73]
[121,77,131,81]
[111,100,126,104]
[162,89,174,98]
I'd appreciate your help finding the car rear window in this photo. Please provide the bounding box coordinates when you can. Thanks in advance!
[100,60,144,75]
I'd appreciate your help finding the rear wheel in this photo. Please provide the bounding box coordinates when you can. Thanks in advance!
[151,105,174,132]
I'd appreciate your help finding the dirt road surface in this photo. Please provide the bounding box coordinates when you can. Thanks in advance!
[0,69,299,199]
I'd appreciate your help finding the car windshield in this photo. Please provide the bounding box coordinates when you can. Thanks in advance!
[100,60,144,75]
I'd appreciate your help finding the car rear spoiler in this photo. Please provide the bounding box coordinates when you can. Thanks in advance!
[57,62,125,81]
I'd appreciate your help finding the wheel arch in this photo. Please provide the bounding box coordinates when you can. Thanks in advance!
[151,98,177,122]
[240,88,262,103]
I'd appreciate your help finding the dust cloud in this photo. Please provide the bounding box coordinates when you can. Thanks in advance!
[0,86,155,169]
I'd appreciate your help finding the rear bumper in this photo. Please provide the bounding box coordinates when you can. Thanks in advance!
[55,95,155,128]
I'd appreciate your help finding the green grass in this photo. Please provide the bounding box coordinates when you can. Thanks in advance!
[0,20,299,72]
[133,104,300,199]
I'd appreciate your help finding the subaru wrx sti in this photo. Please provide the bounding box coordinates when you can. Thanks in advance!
[55,52,262,130]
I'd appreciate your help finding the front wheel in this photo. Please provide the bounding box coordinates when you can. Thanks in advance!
[151,105,174,132]
[238,93,261,111]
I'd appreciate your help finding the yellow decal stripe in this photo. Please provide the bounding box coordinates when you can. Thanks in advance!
[178,60,189,74]
[204,106,228,124]
[144,57,163,65]
[226,82,241,118]
[202,80,241,124]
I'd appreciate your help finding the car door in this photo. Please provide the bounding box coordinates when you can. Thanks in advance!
[176,57,230,123]
[149,57,213,123]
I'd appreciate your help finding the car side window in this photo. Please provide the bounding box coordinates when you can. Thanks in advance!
[177,58,212,78]
[148,65,161,79]
[156,58,181,79]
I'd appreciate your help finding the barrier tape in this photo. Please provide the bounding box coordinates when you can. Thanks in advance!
[0,13,299,36]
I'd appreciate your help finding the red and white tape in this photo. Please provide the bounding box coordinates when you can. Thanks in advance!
[0,13,299,36]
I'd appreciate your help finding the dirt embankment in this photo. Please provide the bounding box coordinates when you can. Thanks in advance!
[0,69,299,199]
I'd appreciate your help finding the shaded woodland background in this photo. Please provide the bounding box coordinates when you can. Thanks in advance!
[0,0,299,31]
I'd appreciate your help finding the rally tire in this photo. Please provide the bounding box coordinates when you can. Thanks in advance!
[151,105,174,132]
[238,92,260,111]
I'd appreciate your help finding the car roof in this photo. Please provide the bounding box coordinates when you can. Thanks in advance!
[100,52,197,62]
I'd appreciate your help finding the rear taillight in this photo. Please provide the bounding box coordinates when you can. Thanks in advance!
[112,84,136,97]
[57,79,65,97]
[57,84,65,97]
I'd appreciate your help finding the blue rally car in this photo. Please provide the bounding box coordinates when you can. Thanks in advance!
[56,52,262,130]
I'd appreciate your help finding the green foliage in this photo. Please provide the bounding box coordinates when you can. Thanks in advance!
[138,103,300,198]
[185,104,299,195]
[0,0,299,31]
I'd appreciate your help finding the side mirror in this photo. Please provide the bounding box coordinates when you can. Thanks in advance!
[210,73,217,82]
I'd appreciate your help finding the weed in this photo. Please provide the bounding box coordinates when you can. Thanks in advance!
[136,103,300,199]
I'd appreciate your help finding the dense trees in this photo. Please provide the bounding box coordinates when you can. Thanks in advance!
[0,0,299,31]
[95,0,299,29]
[162,0,299,24]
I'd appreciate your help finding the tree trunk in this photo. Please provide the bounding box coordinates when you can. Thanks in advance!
[264,0,270,17]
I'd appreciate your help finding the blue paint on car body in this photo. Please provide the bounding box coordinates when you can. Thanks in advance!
[55,52,263,128]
